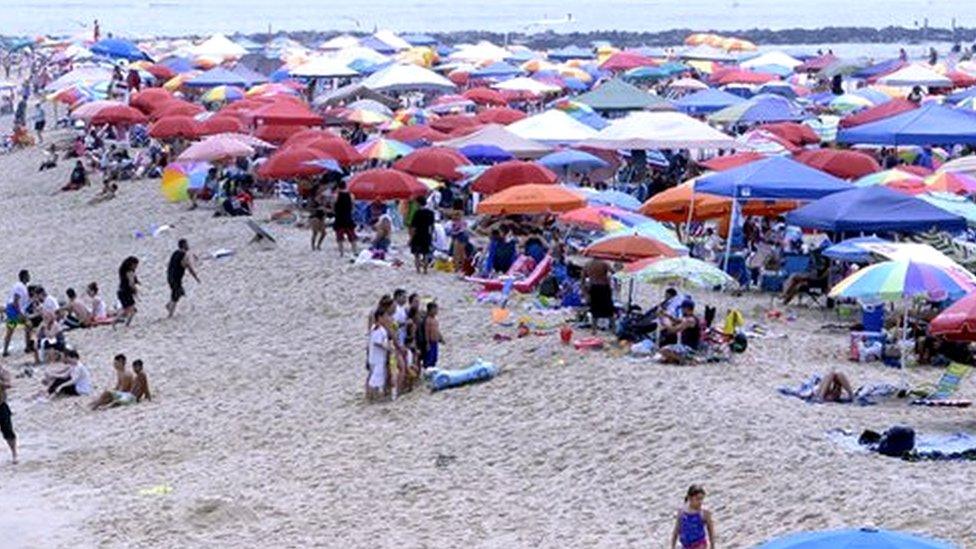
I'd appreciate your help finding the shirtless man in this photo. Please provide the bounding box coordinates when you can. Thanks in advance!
[90,354,133,410]
[583,257,614,331]
[130,360,152,403]
[64,288,93,328]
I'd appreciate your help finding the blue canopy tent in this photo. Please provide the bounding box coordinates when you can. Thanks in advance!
[785,186,967,233]
[823,236,890,262]
[674,88,744,115]
[755,526,954,549]
[184,67,265,88]
[359,35,397,55]
[696,156,851,200]
[471,62,522,80]
[837,103,976,145]
[548,45,595,61]
[402,34,438,46]
[697,156,851,269]
[91,38,151,61]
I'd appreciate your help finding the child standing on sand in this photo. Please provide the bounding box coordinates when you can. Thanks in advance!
[422,303,444,369]
[670,485,715,549]
[366,309,391,401]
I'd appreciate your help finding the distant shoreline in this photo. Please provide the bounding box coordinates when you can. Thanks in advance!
[5,25,976,51]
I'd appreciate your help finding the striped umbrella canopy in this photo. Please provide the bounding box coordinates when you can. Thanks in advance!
[854,168,923,187]
[829,259,975,303]
[558,205,657,232]
[924,171,976,194]
[355,138,414,161]
[616,256,737,289]
[161,161,210,202]
[202,85,246,103]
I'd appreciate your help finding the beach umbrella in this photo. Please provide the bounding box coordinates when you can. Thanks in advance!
[202,85,245,103]
[854,168,923,188]
[153,100,205,120]
[334,107,391,125]
[196,115,245,136]
[558,205,655,232]
[177,134,255,162]
[463,87,508,106]
[756,527,954,549]
[91,38,150,61]
[539,150,610,173]
[471,160,558,194]
[430,114,481,134]
[301,137,366,166]
[149,115,200,139]
[252,124,307,145]
[757,122,821,146]
[354,138,413,161]
[476,184,586,215]
[91,105,148,125]
[822,236,890,263]
[618,256,736,289]
[828,93,874,113]
[130,88,173,113]
[708,94,807,125]
[924,171,976,194]
[347,169,429,200]
[794,149,881,179]
[386,124,448,144]
[582,233,679,262]
[257,146,339,179]
[393,147,471,181]
[71,100,125,121]
[458,144,514,164]
[161,162,209,202]
[698,152,765,171]
[930,291,976,341]
[476,107,527,125]
[829,259,975,303]
[736,130,799,155]
[585,189,643,211]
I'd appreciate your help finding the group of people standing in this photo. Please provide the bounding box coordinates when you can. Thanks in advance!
[366,289,444,401]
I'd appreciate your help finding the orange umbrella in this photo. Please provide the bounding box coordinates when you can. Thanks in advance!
[476,184,585,215]
[582,234,679,262]
[639,181,797,222]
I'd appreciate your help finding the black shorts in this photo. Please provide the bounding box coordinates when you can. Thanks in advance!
[589,284,615,319]
[34,120,45,132]
[47,376,78,396]
[169,281,185,303]
[118,289,136,309]
[0,402,14,441]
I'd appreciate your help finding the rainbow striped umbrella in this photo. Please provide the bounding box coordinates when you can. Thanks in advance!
[854,168,923,187]
[338,107,390,125]
[617,256,737,289]
[829,259,975,303]
[246,82,300,97]
[202,85,245,103]
[355,138,414,161]
[924,171,976,195]
[393,108,429,126]
[161,161,210,202]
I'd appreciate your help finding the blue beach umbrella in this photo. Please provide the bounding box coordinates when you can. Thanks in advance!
[755,526,955,549]
[539,150,610,172]
[458,144,514,165]
[91,38,150,61]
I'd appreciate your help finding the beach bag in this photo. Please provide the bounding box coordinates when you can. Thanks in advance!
[878,426,915,457]
[539,276,559,298]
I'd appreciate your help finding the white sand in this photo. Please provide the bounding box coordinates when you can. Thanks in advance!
[0,127,974,548]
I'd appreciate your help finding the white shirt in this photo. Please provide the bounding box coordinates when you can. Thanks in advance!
[42,295,59,315]
[69,362,93,395]
[367,327,388,389]
[7,282,28,313]
[90,296,107,319]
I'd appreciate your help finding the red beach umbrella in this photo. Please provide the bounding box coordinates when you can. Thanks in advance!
[91,105,148,125]
[758,122,821,146]
[476,107,528,125]
[430,114,481,134]
[463,87,508,106]
[196,115,245,136]
[149,115,200,139]
[794,149,881,179]
[698,152,765,172]
[386,124,448,144]
[930,292,976,341]
[257,146,337,179]
[347,169,429,200]
[393,147,471,181]
[302,137,365,166]
[471,160,558,194]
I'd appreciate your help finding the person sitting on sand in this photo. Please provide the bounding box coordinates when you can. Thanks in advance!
[670,484,715,549]
[61,160,89,192]
[815,370,855,403]
[372,208,393,255]
[0,365,17,464]
[62,287,92,329]
[85,282,110,322]
[658,300,703,364]
[366,308,391,401]
[130,359,151,403]
[45,350,93,398]
[87,182,117,205]
[39,143,57,171]
[90,354,133,410]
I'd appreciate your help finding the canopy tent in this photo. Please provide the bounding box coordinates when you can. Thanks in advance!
[695,156,850,200]
[290,57,359,78]
[838,98,917,129]
[191,34,247,61]
[574,78,674,112]
[492,77,562,95]
[185,67,266,88]
[708,94,807,125]
[877,63,953,88]
[740,51,802,70]
[837,103,976,145]
[312,83,398,109]
[674,88,745,115]
[360,63,455,92]
[440,124,552,158]
[506,110,599,144]
[785,186,967,233]
[582,111,736,150]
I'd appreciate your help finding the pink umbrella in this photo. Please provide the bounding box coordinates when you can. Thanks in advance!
[178,134,255,162]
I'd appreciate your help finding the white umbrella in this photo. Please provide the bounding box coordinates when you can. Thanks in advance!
[582,111,737,150]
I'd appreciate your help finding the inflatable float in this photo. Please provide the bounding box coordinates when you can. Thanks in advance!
[428,359,499,391]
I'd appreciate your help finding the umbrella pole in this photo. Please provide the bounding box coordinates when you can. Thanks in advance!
[722,196,737,273]
[683,186,696,244]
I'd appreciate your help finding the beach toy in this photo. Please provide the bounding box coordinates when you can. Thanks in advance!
[138,484,173,496]
[573,337,605,350]
[211,248,235,260]
[428,359,498,392]
[151,224,174,237]
[560,325,573,344]
[490,307,510,324]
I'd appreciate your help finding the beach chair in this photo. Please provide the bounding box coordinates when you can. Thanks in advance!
[466,255,537,292]
[911,362,973,407]
[782,253,811,277]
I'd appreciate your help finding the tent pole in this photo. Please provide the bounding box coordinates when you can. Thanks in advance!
[722,195,737,273]
[684,185,696,244]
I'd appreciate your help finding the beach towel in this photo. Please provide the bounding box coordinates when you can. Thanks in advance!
[778,375,887,405]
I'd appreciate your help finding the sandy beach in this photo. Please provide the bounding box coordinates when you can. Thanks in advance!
[0,119,972,548]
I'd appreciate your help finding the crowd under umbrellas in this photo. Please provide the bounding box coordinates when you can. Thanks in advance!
[8,25,976,547]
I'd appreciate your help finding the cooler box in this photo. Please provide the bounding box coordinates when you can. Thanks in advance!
[861,305,885,332]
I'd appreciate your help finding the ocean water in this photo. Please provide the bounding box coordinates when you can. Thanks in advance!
[3,0,974,38]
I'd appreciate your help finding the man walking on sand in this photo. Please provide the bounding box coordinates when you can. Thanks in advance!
[3,270,32,357]
[165,239,200,318]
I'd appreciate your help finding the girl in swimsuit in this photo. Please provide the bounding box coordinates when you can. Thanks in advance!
[670,485,715,549]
